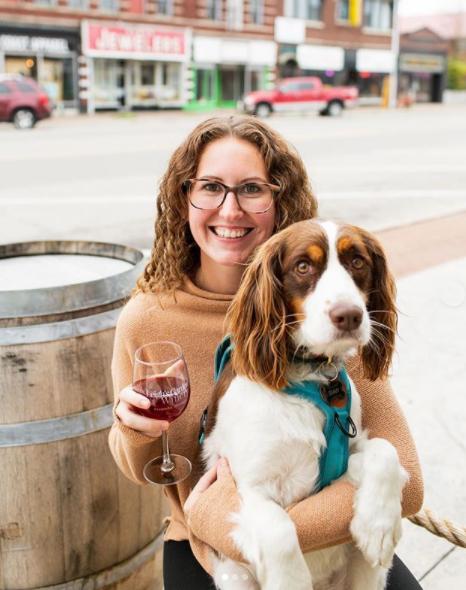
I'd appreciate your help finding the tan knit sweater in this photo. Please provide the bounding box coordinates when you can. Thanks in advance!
[108,277,424,575]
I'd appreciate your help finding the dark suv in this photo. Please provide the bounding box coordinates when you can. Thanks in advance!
[0,75,52,129]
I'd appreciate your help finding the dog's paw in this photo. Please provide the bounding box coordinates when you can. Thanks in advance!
[350,500,402,568]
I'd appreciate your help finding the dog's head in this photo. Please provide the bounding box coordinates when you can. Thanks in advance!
[227,219,397,390]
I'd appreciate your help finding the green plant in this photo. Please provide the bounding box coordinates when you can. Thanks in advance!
[447,58,466,90]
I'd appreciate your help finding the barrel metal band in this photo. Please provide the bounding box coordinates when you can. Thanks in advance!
[0,403,114,447]
[21,529,164,590]
[0,308,121,345]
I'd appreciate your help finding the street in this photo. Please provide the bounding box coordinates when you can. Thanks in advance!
[0,104,465,247]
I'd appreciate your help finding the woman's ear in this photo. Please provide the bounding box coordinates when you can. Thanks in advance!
[361,234,398,381]
[228,237,289,391]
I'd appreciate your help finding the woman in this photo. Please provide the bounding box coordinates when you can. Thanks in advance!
[109,115,423,589]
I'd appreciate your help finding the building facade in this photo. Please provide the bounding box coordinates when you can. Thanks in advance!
[0,0,397,112]
[399,27,449,103]
[277,0,396,105]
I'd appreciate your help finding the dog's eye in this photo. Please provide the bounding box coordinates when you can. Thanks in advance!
[295,260,312,275]
[352,256,365,270]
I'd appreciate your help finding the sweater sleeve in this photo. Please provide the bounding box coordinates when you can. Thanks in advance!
[187,356,424,561]
[108,298,162,485]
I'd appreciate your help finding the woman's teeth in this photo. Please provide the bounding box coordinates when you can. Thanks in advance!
[212,227,251,239]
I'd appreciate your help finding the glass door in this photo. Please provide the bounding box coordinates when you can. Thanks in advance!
[219,65,244,107]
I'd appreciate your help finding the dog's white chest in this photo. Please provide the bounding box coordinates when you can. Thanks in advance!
[203,376,328,507]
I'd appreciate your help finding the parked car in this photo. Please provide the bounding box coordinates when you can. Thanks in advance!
[0,75,52,129]
[239,76,359,117]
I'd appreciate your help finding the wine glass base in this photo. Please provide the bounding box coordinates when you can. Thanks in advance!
[143,454,192,486]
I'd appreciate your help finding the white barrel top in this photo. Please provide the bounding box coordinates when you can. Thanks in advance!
[0,241,145,321]
[0,255,133,291]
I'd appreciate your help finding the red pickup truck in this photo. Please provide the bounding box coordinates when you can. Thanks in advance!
[239,76,358,117]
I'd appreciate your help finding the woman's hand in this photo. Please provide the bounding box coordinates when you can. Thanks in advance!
[115,385,169,438]
[184,458,232,517]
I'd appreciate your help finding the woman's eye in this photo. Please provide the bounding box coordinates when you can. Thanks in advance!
[241,183,261,194]
[352,256,365,270]
[202,182,222,192]
[296,260,312,275]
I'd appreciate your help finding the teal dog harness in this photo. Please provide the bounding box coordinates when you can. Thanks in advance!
[213,335,356,490]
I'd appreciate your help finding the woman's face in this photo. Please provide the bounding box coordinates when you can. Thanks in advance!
[187,137,276,272]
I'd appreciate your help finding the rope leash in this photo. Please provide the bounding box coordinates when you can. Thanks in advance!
[408,508,466,548]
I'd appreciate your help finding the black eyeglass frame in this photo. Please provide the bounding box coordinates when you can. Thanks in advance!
[184,178,280,214]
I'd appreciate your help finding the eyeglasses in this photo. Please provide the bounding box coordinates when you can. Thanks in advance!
[184,178,280,214]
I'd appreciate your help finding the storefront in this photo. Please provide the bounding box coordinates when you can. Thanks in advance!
[354,48,395,105]
[188,36,276,110]
[398,53,446,102]
[81,21,190,112]
[0,26,79,110]
[399,29,448,103]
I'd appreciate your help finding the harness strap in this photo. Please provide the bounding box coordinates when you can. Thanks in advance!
[213,335,355,490]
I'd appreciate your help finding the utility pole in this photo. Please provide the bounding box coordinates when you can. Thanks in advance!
[389,0,400,108]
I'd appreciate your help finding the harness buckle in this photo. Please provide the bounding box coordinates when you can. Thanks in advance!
[334,414,358,438]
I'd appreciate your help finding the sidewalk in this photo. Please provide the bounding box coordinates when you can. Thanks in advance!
[376,213,466,588]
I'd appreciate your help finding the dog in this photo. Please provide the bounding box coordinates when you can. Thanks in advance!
[201,219,408,590]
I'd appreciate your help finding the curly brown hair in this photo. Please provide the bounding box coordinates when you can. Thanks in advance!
[135,114,318,294]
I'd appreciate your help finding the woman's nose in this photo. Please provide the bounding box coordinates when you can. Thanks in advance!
[219,190,244,219]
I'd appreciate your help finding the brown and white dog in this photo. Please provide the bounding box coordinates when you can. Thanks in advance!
[202,219,408,590]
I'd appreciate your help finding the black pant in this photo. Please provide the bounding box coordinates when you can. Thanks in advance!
[163,540,422,590]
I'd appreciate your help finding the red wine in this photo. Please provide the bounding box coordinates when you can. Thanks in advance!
[133,376,190,422]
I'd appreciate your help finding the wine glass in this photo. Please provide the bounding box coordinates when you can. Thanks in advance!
[133,341,192,485]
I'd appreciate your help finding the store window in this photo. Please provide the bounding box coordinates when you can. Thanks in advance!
[100,0,119,11]
[337,0,349,21]
[226,0,243,30]
[207,0,222,20]
[358,72,385,101]
[249,70,261,92]
[42,58,74,102]
[285,0,322,20]
[196,68,216,102]
[160,63,181,100]
[363,0,393,30]
[68,0,89,8]
[158,0,173,15]
[93,59,121,108]
[249,0,263,24]
[141,63,155,86]
[5,56,38,79]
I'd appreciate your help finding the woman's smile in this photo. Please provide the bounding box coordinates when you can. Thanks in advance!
[208,226,255,239]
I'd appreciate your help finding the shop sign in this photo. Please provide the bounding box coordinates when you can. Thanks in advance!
[82,21,188,61]
[297,45,344,72]
[356,49,395,73]
[0,34,70,55]
[274,17,306,44]
[400,53,444,74]
[194,37,276,66]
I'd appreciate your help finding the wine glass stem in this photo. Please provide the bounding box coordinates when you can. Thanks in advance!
[161,431,175,473]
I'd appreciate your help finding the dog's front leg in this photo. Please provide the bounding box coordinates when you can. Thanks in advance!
[347,438,408,574]
[228,487,313,590]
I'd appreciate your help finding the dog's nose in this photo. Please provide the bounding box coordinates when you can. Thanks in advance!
[329,304,363,332]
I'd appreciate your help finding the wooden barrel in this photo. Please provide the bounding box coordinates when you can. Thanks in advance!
[0,241,166,590]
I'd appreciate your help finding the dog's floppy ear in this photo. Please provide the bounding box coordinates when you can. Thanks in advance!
[228,236,289,391]
[360,232,398,381]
